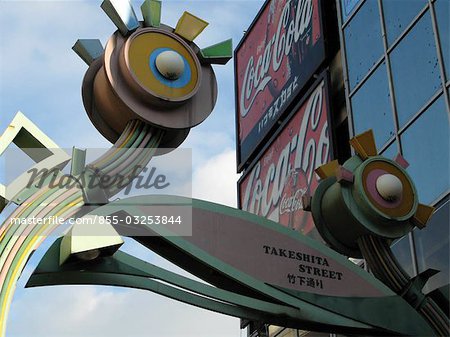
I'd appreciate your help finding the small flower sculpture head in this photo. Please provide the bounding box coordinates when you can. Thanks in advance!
[310,130,434,258]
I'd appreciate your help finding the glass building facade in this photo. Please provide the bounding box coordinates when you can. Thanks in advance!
[260,1,449,336]
[339,0,449,294]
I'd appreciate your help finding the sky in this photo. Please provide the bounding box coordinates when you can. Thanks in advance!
[0,0,263,335]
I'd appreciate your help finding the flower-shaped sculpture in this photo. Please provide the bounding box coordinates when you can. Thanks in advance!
[309,130,434,258]
[0,1,232,335]
[74,0,232,151]
[308,130,448,336]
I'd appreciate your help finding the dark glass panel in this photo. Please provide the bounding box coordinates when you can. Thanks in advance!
[391,235,414,277]
[402,96,449,204]
[380,139,399,160]
[435,0,450,80]
[382,0,428,46]
[414,198,449,293]
[341,0,363,21]
[344,0,384,90]
[390,11,441,127]
[351,62,395,148]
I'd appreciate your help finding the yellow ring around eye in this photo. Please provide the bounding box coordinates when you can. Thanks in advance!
[124,29,200,101]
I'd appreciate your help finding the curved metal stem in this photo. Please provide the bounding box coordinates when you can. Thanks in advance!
[0,120,162,336]
[358,235,450,336]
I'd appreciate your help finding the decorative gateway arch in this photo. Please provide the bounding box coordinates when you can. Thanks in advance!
[0,1,449,336]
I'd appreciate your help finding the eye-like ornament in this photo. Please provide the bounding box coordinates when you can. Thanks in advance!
[375,173,403,202]
[155,50,185,80]
[72,0,232,152]
[310,130,434,258]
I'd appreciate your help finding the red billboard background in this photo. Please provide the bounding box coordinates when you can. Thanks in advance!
[235,0,326,171]
[238,78,332,239]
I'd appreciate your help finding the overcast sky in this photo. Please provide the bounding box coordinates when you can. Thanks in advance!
[0,0,263,335]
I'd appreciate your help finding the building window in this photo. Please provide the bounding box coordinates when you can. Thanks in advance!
[380,139,398,159]
[401,95,449,205]
[390,10,441,128]
[351,62,395,147]
[382,0,428,47]
[344,0,383,90]
[414,198,449,293]
[434,0,449,80]
[340,0,363,22]
[340,0,449,307]
[391,235,414,278]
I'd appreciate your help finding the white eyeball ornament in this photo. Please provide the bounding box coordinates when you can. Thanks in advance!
[155,50,185,80]
[376,173,403,202]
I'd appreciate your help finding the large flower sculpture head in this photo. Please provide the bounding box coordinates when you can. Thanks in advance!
[73,0,232,151]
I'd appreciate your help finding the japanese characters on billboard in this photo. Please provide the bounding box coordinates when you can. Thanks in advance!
[238,77,332,240]
[235,0,326,171]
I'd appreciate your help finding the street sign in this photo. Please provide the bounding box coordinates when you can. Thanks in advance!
[27,194,435,336]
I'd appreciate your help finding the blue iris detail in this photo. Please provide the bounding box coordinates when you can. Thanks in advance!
[149,48,191,88]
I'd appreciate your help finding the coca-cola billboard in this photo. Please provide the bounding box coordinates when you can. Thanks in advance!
[238,77,332,239]
[235,0,326,171]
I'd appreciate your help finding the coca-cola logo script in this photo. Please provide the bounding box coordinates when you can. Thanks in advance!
[236,0,325,170]
[239,79,331,239]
